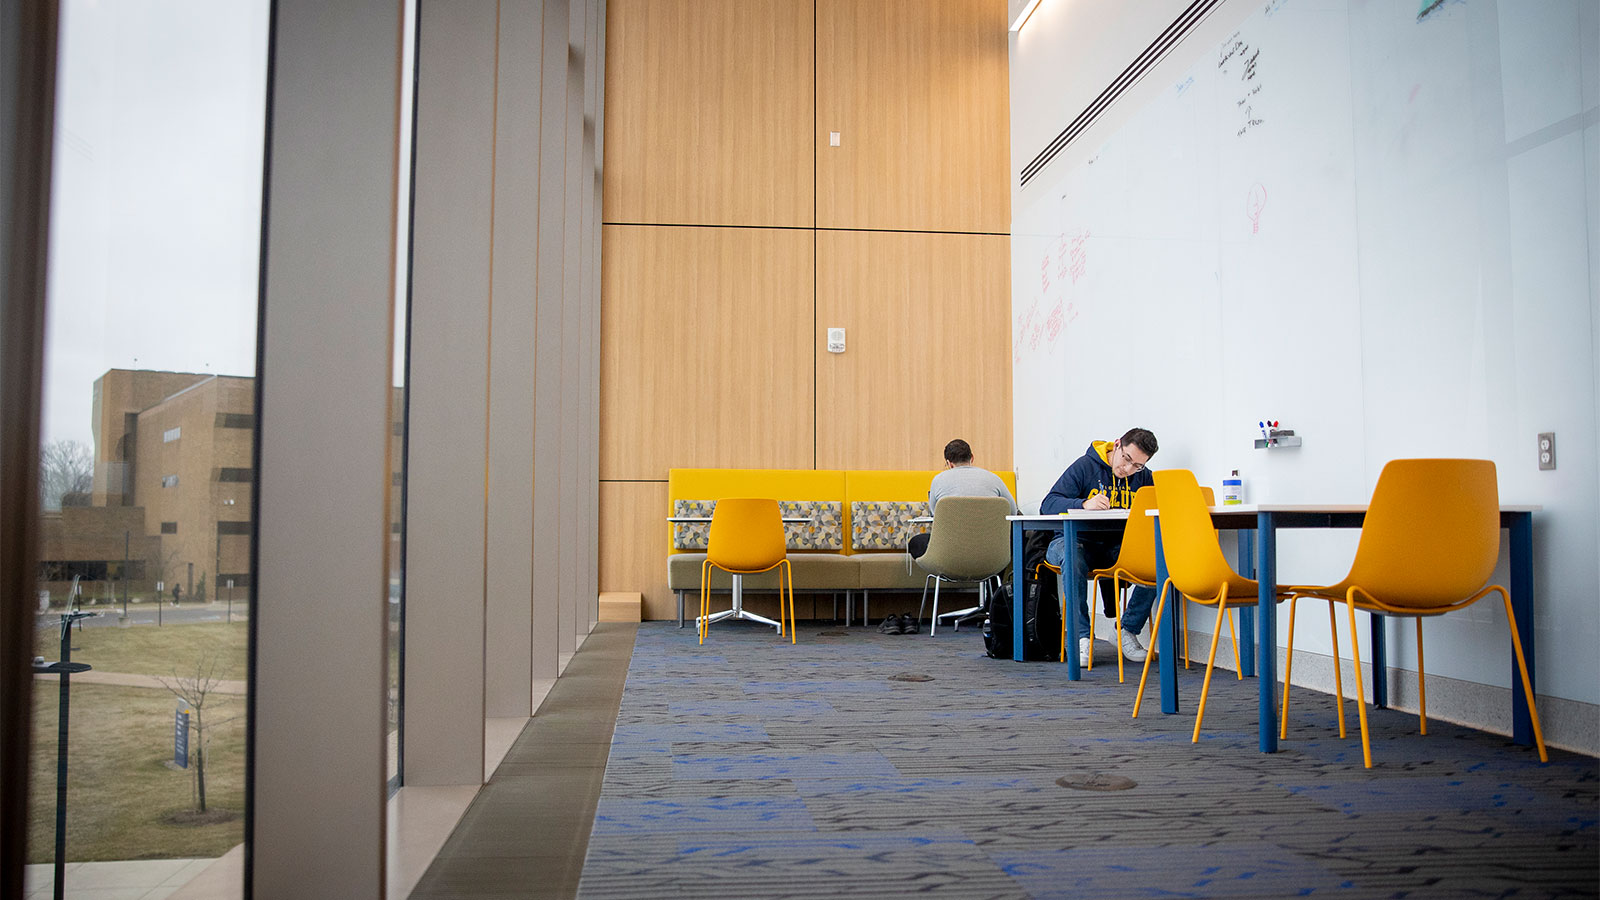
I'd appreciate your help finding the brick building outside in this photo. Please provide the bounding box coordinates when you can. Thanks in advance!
[38,369,255,607]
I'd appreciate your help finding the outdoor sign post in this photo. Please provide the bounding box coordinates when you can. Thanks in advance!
[174,702,190,768]
[227,579,234,623]
[156,580,164,627]
[33,610,96,900]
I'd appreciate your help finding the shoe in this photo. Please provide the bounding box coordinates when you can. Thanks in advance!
[878,615,903,634]
[901,615,920,634]
[1078,636,1092,667]
[1119,630,1148,662]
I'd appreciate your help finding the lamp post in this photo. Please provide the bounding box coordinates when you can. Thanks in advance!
[33,610,96,900]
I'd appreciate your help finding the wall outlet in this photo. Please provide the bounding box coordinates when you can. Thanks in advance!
[1538,432,1556,470]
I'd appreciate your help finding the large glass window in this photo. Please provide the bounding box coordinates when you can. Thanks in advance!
[389,0,419,792]
[29,1,268,895]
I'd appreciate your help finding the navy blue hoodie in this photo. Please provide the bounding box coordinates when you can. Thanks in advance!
[1040,440,1155,514]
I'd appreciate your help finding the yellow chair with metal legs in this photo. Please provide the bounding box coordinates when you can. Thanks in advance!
[1050,486,1234,683]
[1176,487,1242,680]
[1132,469,1295,742]
[1283,459,1546,767]
[698,498,795,645]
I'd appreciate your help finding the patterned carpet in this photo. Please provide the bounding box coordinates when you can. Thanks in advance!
[577,620,1597,900]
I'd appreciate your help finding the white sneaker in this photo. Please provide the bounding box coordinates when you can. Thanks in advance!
[1078,636,1092,667]
[1119,630,1148,662]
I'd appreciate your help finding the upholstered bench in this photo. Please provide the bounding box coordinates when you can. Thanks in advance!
[664,467,1018,626]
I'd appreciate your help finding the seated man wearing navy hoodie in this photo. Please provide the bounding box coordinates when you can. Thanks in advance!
[1041,428,1159,667]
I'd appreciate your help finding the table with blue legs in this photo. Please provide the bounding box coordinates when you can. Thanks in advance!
[1147,504,1541,753]
[1006,512,1130,676]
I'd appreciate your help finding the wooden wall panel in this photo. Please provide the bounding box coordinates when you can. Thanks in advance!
[815,230,1012,470]
[599,480,673,620]
[603,0,815,227]
[815,0,1010,233]
[600,225,817,480]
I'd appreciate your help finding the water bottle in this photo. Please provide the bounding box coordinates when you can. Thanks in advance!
[1222,470,1243,505]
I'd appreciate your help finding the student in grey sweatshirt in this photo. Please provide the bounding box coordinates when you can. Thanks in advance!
[908,439,1018,561]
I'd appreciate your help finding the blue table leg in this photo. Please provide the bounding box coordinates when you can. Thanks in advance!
[1155,518,1179,714]
[1510,512,1536,746]
[1236,531,1255,678]
[1064,520,1081,680]
[1370,616,1388,709]
[1256,513,1278,753]
[1011,520,1024,663]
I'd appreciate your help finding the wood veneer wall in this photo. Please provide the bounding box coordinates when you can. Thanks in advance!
[600,0,1011,620]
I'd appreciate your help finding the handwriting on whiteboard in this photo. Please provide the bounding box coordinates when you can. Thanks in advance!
[1219,32,1266,138]
[1246,184,1267,233]
[1068,230,1090,284]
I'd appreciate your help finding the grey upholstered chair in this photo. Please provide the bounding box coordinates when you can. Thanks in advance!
[913,496,1014,635]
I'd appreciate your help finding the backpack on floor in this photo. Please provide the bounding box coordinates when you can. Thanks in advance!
[983,530,1061,661]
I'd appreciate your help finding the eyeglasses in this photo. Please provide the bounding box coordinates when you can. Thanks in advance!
[1118,448,1146,473]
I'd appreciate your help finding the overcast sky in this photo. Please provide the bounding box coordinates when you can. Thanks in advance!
[40,0,270,448]
[42,0,416,451]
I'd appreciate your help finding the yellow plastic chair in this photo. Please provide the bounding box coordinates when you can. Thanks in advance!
[1284,459,1546,768]
[1176,486,1241,679]
[1049,485,1234,682]
[698,498,795,645]
[1132,469,1294,742]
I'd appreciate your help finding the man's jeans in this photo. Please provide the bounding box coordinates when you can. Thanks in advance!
[1045,535,1157,640]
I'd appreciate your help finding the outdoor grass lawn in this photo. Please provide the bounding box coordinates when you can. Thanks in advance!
[34,620,247,679]
[29,683,245,863]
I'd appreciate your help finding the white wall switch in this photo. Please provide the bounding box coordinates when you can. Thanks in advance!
[829,131,841,147]
[826,328,846,353]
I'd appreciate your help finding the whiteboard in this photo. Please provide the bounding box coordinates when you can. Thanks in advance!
[1009,0,1599,703]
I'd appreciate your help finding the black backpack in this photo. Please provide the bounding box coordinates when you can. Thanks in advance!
[983,530,1062,661]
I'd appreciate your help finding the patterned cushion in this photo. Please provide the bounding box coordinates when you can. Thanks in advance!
[850,500,932,550]
[673,499,844,551]
[672,499,716,550]
[780,500,843,550]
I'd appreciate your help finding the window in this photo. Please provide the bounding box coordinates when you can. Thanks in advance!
[216,467,252,483]
[31,0,267,880]
[217,521,250,536]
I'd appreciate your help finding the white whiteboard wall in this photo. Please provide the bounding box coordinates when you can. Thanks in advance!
[1011,0,1599,711]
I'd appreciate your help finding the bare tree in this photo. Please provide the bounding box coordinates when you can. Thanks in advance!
[38,439,93,510]
[158,649,240,814]
[147,544,182,596]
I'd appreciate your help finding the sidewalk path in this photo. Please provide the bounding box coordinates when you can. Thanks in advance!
[33,670,248,695]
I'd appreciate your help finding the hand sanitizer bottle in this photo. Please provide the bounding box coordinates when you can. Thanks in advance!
[1223,470,1243,505]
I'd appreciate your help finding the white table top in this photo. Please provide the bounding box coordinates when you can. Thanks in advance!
[1007,510,1128,520]
[1009,503,1540,521]
[1143,503,1541,515]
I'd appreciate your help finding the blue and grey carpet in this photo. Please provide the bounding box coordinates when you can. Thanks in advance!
[577,620,1597,899]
